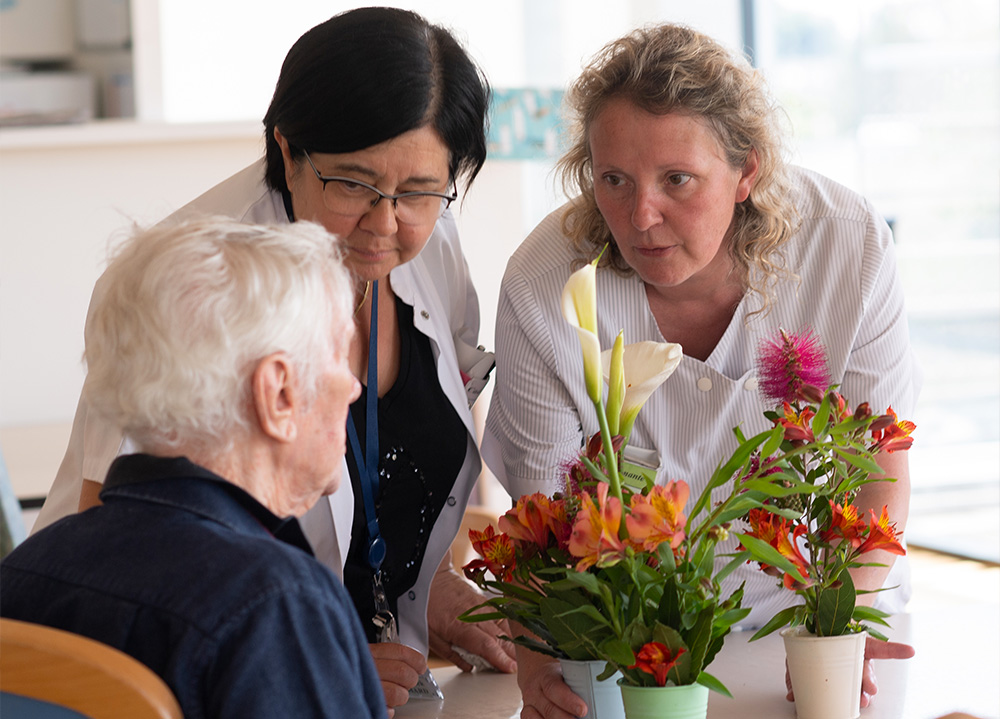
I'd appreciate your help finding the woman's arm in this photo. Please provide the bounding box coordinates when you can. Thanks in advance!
[426,550,517,673]
[850,449,910,601]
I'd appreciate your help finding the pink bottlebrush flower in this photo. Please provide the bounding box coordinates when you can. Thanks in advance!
[757,328,831,405]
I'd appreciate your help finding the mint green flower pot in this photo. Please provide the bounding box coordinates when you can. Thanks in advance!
[618,681,709,719]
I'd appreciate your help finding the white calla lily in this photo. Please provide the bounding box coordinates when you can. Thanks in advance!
[561,260,602,403]
[602,340,684,439]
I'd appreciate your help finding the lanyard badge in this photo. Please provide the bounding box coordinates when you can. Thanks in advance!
[346,281,442,699]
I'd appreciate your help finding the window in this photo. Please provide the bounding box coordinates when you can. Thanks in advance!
[750,0,1000,561]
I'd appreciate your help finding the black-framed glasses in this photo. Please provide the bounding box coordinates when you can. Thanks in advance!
[304,153,456,225]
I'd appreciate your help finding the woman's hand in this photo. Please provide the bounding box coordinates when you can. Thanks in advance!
[427,554,518,673]
[516,647,588,719]
[369,641,426,718]
[785,637,915,707]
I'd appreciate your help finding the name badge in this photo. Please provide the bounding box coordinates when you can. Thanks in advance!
[620,445,660,490]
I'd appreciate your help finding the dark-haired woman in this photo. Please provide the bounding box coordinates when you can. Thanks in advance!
[34,7,515,715]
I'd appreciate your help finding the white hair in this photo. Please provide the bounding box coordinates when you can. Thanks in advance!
[83,217,352,455]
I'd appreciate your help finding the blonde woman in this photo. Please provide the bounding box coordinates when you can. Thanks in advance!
[483,23,918,718]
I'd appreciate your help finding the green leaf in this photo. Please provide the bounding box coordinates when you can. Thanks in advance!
[741,478,816,497]
[540,598,614,661]
[487,580,548,604]
[750,605,801,641]
[683,607,715,677]
[697,671,733,698]
[550,571,603,596]
[827,417,869,437]
[712,496,767,525]
[759,424,785,461]
[815,572,856,636]
[811,394,832,438]
[580,456,610,484]
[862,625,889,642]
[657,578,681,629]
[764,506,812,521]
[596,662,620,682]
[598,637,636,666]
[509,635,565,659]
[458,606,508,623]
[622,621,653,651]
[734,533,807,584]
[832,447,884,475]
[715,551,750,583]
[852,605,891,627]
[715,606,751,629]
[656,540,677,572]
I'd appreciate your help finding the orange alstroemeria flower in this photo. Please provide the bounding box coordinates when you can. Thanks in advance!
[857,505,906,556]
[499,493,555,551]
[629,642,686,687]
[568,482,626,571]
[626,480,689,554]
[744,508,812,588]
[776,524,813,589]
[546,497,574,552]
[775,402,816,442]
[464,525,517,582]
[871,406,916,454]
[819,501,867,548]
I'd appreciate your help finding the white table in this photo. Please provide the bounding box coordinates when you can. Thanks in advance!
[396,608,1000,719]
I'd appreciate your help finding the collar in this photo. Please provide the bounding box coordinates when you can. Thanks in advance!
[101,454,313,555]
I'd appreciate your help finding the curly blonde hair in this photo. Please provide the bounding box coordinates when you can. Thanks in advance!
[558,23,799,313]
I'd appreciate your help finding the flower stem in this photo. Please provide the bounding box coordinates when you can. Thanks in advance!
[594,398,623,505]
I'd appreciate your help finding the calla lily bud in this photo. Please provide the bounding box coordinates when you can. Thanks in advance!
[562,260,602,403]
[602,341,683,440]
[606,331,626,436]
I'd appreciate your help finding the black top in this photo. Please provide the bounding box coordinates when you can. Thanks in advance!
[343,297,466,641]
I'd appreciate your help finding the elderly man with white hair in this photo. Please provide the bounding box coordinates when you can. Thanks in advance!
[1,218,387,719]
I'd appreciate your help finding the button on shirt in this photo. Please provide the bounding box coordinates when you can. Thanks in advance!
[1,454,386,719]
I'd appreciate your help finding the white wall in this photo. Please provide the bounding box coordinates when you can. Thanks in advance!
[0,1,743,499]
[0,127,548,497]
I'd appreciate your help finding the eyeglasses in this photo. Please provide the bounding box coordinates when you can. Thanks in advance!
[304,153,456,225]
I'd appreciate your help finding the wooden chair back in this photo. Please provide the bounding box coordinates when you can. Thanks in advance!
[0,618,182,719]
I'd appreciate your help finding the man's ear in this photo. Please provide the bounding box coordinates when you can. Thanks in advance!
[252,353,298,443]
[736,147,760,203]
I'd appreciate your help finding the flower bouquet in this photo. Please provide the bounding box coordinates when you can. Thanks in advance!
[732,328,914,642]
[461,259,823,697]
[729,328,914,719]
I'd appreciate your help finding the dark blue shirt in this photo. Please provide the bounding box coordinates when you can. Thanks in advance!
[1,454,386,719]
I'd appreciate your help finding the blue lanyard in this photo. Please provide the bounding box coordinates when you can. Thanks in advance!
[346,280,386,571]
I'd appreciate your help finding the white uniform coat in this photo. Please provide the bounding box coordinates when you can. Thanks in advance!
[34,160,492,655]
